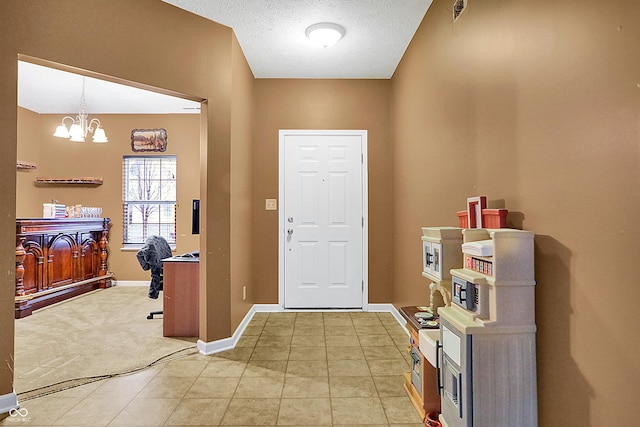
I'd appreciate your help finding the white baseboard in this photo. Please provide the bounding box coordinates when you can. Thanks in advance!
[112,281,148,287]
[0,390,18,415]
[197,303,407,355]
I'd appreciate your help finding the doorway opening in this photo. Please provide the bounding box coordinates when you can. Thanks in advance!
[14,55,205,394]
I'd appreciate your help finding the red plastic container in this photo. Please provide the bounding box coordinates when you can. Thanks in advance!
[424,412,441,427]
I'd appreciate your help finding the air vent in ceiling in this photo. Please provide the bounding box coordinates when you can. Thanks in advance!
[453,0,467,22]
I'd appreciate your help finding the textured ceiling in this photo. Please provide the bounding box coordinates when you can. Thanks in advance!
[162,0,433,78]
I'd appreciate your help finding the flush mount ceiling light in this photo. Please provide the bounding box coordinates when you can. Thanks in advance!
[53,77,108,143]
[305,22,346,48]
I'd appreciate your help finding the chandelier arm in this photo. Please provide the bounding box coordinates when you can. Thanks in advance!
[87,118,102,133]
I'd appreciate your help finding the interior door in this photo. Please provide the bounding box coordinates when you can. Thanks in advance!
[280,130,366,308]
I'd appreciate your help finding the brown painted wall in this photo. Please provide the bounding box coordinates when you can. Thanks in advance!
[17,108,201,281]
[230,35,255,327]
[392,0,640,425]
[252,79,393,304]
[1,0,247,398]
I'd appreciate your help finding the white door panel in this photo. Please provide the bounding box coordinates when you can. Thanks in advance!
[280,130,366,309]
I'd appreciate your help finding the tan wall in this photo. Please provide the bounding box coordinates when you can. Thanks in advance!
[1,0,247,399]
[392,0,640,425]
[252,79,394,304]
[17,108,201,281]
[16,108,42,216]
[230,34,255,328]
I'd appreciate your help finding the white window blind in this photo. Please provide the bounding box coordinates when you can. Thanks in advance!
[122,155,176,246]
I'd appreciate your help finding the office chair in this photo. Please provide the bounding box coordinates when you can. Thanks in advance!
[136,235,172,320]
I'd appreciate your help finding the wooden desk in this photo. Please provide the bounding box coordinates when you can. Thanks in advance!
[162,256,199,337]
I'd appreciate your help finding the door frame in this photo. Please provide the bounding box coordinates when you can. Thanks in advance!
[278,129,369,310]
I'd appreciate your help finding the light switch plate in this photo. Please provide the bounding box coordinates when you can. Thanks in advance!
[265,199,277,210]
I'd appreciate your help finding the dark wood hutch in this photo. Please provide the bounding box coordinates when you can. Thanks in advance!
[14,218,112,318]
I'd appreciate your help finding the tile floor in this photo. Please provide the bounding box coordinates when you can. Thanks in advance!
[1,311,423,426]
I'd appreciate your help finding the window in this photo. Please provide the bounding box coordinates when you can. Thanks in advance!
[122,155,176,247]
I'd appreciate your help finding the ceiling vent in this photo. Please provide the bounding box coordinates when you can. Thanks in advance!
[453,0,467,22]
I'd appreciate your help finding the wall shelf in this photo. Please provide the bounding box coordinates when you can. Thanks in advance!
[35,177,103,185]
[16,160,37,170]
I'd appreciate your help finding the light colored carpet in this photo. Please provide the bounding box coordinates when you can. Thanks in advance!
[13,286,198,397]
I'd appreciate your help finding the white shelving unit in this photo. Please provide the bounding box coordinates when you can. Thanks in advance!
[438,228,537,427]
[421,227,463,313]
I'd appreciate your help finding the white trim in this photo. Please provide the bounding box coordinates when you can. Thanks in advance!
[196,303,407,354]
[112,280,149,287]
[367,303,408,334]
[278,129,369,310]
[0,391,18,415]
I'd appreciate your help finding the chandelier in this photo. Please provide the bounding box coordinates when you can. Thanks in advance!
[53,77,108,143]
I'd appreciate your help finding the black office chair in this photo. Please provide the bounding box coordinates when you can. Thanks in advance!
[136,235,172,320]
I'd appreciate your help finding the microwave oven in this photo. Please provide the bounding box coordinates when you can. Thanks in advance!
[451,276,488,318]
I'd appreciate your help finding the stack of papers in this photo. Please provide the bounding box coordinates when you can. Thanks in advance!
[461,239,493,257]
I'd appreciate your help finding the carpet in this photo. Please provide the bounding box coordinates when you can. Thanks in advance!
[13,286,198,398]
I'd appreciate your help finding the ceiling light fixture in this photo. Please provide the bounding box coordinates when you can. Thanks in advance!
[305,22,346,48]
[53,77,108,143]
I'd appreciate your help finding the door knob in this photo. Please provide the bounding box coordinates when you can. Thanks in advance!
[288,217,294,223]
[287,229,294,235]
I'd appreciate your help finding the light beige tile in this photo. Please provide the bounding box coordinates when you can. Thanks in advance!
[243,324,265,336]
[242,359,288,377]
[325,335,360,347]
[324,325,357,336]
[201,358,247,377]
[256,334,292,347]
[294,313,324,325]
[185,376,240,398]
[158,359,208,378]
[52,396,130,426]
[362,346,405,360]
[293,325,325,336]
[216,347,254,362]
[288,346,327,361]
[377,312,399,325]
[137,376,196,399]
[260,325,294,337]
[372,376,407,397]
[381,396,424,424]
[108,397,180,425]
[220,398,280,425]
[366,359,410,376]
[164,398,229,426]
[236,334,259,348]
[286,360,328,377]
[4,396,79,426]
[250,345,290,361]
[327,359,371,377]
[291,334,326,347]
[329,376,377,397]
[357,335,395,347]
[330,397,387,425]
[90,368,158,400]
[277,398,332,425]
[354,324,389,335]
[326,346,365,361]
[233,377,284,398]
[323,318,353,327]
[351,312,381,321]
[282,376,330,398]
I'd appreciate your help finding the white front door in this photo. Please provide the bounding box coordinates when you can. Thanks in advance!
[279,130,367,309]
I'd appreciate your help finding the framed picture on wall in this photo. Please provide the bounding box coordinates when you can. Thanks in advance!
[131,128,168,152]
